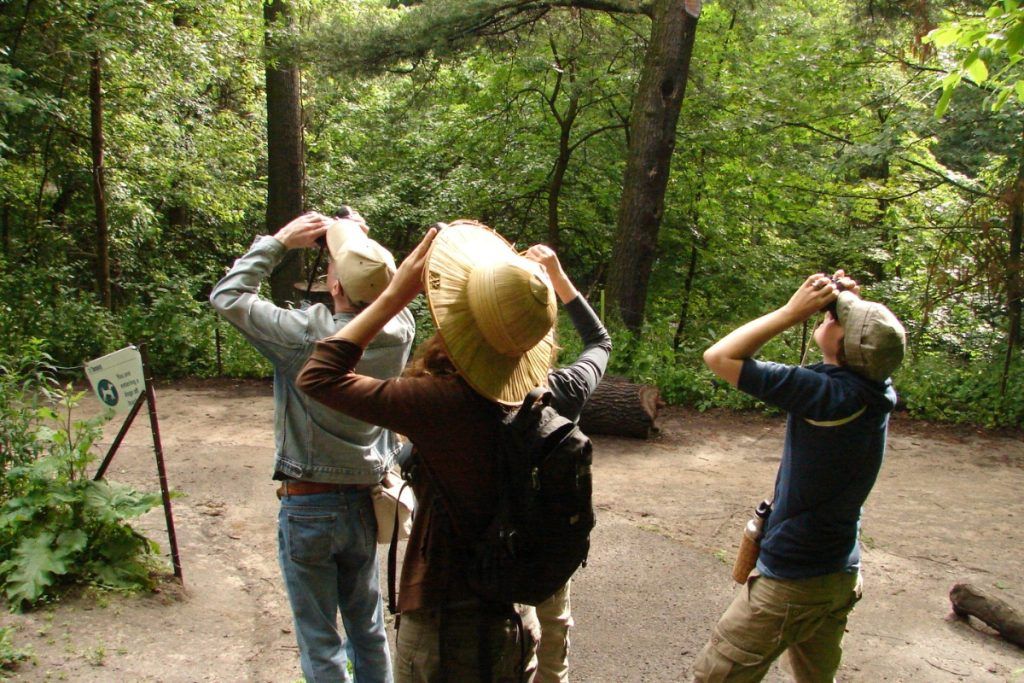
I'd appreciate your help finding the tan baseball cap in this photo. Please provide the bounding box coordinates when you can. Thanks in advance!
[326,221,397,307]
[835,291,906,382]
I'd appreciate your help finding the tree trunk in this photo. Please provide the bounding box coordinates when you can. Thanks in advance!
[89,47,111,309]
[672,240,699,349]
[1003,180,1023,396]
[1001,148,1024,395]
[547,119,573,252]
[48,180,78,228]
[950,582,1024,648]
[547,78,579,251]
[264,0,305,307]
[579,376,661,439]
[607,0,700,332]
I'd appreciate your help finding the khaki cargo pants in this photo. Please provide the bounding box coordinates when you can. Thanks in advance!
[693,570,862,683]
[396,602,539,683]
[520,580,573,683]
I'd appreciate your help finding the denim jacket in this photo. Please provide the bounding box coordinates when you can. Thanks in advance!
[210,235,415,484]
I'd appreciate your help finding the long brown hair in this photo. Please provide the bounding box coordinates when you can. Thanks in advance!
[403,332,457,378]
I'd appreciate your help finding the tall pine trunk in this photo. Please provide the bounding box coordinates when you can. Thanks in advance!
[264,0,305,307]
[607,0,700,332]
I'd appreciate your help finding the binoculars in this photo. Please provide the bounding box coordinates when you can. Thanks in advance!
[821,275,846,317]
[314,205,353,248]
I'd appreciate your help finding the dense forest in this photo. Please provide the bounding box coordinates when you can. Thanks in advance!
[2,0,1022,427]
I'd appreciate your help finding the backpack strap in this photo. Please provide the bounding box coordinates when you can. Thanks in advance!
[388,440,420,618]
[513,387,552,426]
[387,479,411,617]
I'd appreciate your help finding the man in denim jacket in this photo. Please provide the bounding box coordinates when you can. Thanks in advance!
[211,211,414,683]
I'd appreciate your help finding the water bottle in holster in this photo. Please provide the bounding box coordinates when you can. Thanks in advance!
[731,499,772,583]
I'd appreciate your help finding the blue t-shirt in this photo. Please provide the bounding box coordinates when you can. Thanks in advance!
[738,359,898,579]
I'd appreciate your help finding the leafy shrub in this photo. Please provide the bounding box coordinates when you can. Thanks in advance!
[119,276,218,378]
[0,340,54,491]
[215,321,273,378]
[593,313,1020,429]
[0,346,162,611]
[0,265,122,371]
[897,351,1024,428]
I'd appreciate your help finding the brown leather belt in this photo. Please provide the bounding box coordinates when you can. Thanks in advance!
[276,480,374,499]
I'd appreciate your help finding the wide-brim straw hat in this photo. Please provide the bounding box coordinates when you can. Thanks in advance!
[424,221,557,405]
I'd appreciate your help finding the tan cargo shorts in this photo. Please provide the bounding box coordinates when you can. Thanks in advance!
[692,569,863,683]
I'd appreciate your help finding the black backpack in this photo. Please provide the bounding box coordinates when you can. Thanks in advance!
[467,386,595,605]
[388,386,595,611]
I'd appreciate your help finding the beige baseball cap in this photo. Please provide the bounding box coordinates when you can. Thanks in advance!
[326,221,397,307]
[835,291,906,382]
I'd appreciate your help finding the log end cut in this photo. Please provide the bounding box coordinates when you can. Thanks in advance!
[579,376,660,439]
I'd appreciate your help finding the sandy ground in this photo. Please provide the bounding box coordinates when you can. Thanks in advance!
[1,379,1022,682]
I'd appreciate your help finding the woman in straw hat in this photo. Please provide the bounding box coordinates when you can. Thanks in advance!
[297,220,610,683]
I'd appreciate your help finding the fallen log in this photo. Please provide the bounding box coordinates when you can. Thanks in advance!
[950,582,1024,648]
[579,376,660,439]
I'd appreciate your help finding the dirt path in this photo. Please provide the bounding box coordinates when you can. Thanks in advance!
[1,380,1022,682]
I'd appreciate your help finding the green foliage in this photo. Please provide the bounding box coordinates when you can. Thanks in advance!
[898,351,1024,427]
[119,277,217,378]
[0,264,123,370]
[0,0,1021,430]
[926,1,1024,114]
[0,346,161,611]
[216,323,274,378]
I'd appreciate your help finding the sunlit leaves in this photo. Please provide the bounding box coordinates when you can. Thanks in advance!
[925,2,1024,115]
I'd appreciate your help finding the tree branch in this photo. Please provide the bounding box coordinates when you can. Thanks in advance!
[772,120,853,145]
[896,157,994,198]
[569,121,627,152]
[545,0,652,16]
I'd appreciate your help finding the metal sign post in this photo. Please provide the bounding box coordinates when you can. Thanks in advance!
[87,345,183,582]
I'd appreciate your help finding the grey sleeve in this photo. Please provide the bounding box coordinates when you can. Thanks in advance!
[548,295,612,422]
[209,236,311,365]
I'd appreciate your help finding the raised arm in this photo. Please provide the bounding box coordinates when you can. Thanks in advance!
[524,244,578,304]
[703,273,839,387]
[209,212,330,361]
[525,244,612,420]
[296,228,439,432]
[330,227,437,348]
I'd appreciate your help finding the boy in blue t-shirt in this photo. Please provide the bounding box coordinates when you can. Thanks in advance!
[693,271,906,683]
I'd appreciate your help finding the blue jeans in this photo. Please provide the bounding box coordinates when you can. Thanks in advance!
[278,489,393,683]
